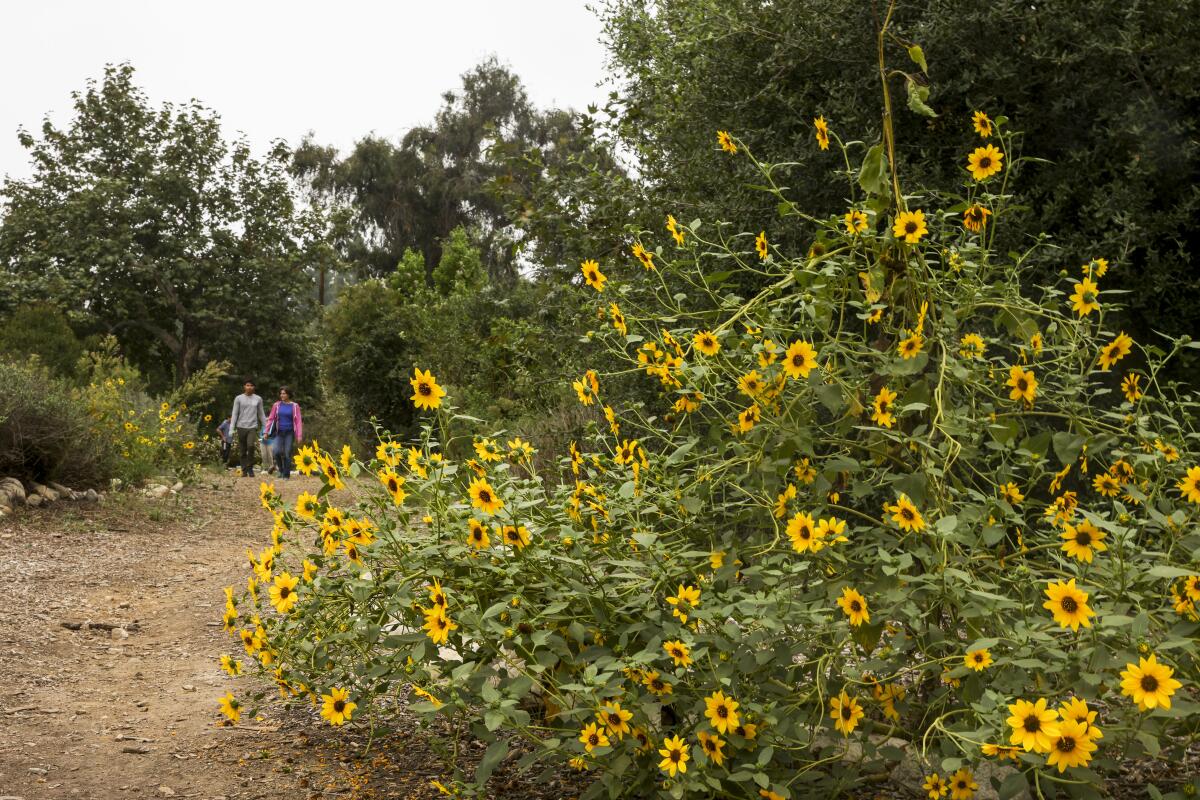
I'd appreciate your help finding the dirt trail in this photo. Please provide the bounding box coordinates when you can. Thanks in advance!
[0,473,453,800]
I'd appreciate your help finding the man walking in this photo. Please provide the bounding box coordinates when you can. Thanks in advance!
[229,379,267,477]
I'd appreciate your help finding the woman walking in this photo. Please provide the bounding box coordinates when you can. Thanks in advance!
[264,387,303,479]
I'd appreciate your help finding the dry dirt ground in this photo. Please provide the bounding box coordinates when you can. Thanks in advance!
[0,473,562,800]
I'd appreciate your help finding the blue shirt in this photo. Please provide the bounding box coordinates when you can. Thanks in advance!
[277,403,295,431]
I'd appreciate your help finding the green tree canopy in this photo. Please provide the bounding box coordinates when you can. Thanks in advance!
[0,63,325,390]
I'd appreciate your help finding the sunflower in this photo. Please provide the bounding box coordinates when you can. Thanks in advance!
[421,606,458,644]
[218,692,241,724]
[736,404,761,434]
[693,330,720,356]
[578,721,610,753]
[1006,698,1060,752]
[886,494,925,532]
[1042,579,1096,631]
[704,690,741,734]
[697,730,726,765]
[782,339,818,379]
[787,511,820,553]
[468,477,504,515]
[320,687,357,726]
[294,446,319,476]
[813,115,830,150]
[1098,332,1133,370]
[295,491,319,519]
[898,332,924,359]
[301,559,317,582]
[958,333,986,359]
[837,587,870,626]
[1121,373,1143,403]
[844,209,869,234]
[964,648,993,671]
[1006,365,1037,405]
[378,469,407,505]
[967,144,1004,181]
[1060,520,1106,563]
[972,110,993,138]
[962,204,991,233]
[1058,697,1103,740]
[467,518,490,549]
[1045,719,1097,772]
[997,482,1023,506]
[755,231,769,260]
[666,584,701,623]
[572,370,600,405]
[580,259,606,292]
[409,368,446,411]
[269,572,300,614]
[716,130,737,154]
[1091,472,1119,498]
[1176,465,1200,504]
[220,655,242,676]
[474,437,504,463]
[501,524,531,549]
[658,734,689,777]
[609,303,627,336]
[1120,654,1183,711]
[625,243,654,272]
[923,773,949,799]
[643,670,673,696]
[1070,277,1100,317]
[663,639,693,667]
[1185,575,1200,602]
[737,370,765,399]
[596,702,632,740]
[829,691,863,735]
[892,209,928,244]
[870,386,897,428]
[666,214,685,246]
[949,767,977,799]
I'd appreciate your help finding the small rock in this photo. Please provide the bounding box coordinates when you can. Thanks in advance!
[28,767,48,775]
[181,684,195,692]
[157,786,175,797]
[110,628,129,640]
[171,481,183,492]
[85,489,99,502]
[120,745,149,754]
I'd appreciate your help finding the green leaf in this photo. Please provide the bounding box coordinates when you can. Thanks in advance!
[858,144,890,198]
[907,44,929,73]
[905,78,937,118]
[475,738,509,784]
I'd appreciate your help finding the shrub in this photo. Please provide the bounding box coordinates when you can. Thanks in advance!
[0,303,83,378]
[225,99,1200,800]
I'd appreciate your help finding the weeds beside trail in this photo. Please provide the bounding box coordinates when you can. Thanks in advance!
[0,474,568,800]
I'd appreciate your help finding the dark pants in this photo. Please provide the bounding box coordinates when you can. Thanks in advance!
[235,427,258,475]
[273,430,296,477]
[220,441,231,464]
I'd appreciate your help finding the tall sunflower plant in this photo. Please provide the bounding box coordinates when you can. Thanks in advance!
[221,116,1200,799]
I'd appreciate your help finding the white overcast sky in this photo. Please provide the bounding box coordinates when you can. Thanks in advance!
[0,1,611,180]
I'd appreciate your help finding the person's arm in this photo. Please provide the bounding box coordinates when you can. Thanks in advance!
[257,397,268,430]
[230,397,242,430]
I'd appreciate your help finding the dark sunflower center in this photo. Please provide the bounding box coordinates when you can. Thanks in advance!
[1076,531,1092,546]
[1017,378,1028,391]
[1061,597,1079,613]
[333,700,345,713]
[704,740,716,752]
[841,705,852,720]
[957,780,967,789]
[1057,736,1075,753]
[973,654,983,663]
[793,355,804,366]
[652,679,664,690]
[609,713,621,725]
[588,734,599,746]
[905,221,918,234]
[280,587,290,598]
[670,749,681,761]
[1141,675,1159,692]
[479,490,492,503]
[901,508,915,521]
[850,600,862,613]
[799,527,811,540]
[717,706,728,718]
[980,156,992,169]
[418,384,431,396]
[1023,715,1041,732]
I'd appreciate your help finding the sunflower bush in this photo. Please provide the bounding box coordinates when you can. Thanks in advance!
[224,103,1200,799]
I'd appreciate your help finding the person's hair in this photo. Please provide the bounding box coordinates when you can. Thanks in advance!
[279,386,292,400]
[243,378,255,386]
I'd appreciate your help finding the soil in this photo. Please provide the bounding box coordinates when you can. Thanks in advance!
[0,473,565,800]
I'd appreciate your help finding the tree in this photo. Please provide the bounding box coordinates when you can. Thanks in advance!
[0,304,84,377]
[0,64,324,389]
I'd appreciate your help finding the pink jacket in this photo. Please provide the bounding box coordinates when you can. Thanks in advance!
[265,401,303,442]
